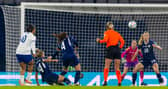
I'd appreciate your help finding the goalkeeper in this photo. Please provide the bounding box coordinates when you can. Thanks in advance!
[121,40,147,86]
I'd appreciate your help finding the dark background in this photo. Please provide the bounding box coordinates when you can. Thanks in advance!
[1,0,168,5]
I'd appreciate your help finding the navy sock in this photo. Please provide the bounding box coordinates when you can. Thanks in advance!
[63,78,71,85]
[156,73,161,79]
[60,71,67,76]
[74,71,81,84]
[132,73,137,85]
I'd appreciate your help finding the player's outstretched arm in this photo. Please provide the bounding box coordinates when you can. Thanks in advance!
[152,44,162,50]
[35,72,40,86]
[43,56,59,62]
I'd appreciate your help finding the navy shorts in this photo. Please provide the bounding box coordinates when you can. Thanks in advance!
[140,59,158,68]
[62,54,80,68]
[45,73,59,85]
[16,54,33,64]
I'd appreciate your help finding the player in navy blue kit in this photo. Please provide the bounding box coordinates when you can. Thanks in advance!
[35,49,71,86]
[53,32,83,85]
[131,31,163,86]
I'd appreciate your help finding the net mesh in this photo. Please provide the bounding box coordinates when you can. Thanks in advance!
[1,6,21,72]
[1,4,168,72]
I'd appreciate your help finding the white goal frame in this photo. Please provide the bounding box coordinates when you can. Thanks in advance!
[20,2,168,36]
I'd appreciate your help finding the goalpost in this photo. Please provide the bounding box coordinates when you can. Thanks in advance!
[1,3,168,73]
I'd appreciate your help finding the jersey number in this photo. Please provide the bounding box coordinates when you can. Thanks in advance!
[37,63,46,73]
[61,42,66,50]
[20,35,27,43]
[144,48,149,53]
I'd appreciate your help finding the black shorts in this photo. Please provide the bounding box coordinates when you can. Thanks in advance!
[105,46,121,60]
[140,59,158,68]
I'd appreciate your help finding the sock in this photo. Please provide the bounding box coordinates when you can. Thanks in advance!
[74,71,81,84]
[132,73,137,85]
[20,75,24,84]
[116,70,121,84]
[63,78,71,85]
[140,71,144,83]
[60,71,67,76]
[104,68,109,82]
[156,73,161,79]
[121,73,126,81]
[26,72,32,81]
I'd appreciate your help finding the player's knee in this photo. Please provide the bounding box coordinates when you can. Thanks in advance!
[104,65,110,69]
[58,75,64,82]
[75,64,81,71]
[114,64,120,71]
[133,68,137,73]
[123,69,128,74]
[114,66,120,71]
[20,69,26,74]
[154,69,159,73]
[153,67,159,73]
[123,72,127,75]
[28,60,34,65]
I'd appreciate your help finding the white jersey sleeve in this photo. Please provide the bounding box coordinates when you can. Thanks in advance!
[31,36,36,54]
[16,32,36,55]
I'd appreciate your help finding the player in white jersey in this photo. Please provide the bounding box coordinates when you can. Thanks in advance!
[16,24,36,86]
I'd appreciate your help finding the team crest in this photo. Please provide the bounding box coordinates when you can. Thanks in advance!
[148,45,151,48]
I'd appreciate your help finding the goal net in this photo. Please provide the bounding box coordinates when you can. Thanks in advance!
[1,3,168,72]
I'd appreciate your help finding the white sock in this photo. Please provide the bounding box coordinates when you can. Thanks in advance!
[20,75,24,84]
[26,72,32,81]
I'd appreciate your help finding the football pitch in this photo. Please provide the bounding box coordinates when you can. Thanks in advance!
[0,86,168,89]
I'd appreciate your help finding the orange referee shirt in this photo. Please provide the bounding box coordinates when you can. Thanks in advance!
[99,29,125,49]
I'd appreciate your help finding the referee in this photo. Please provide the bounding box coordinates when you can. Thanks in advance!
[96,22,125,86]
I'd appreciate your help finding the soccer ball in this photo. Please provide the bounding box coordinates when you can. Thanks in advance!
[128,21,137,29]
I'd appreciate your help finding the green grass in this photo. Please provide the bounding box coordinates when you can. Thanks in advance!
[0,86,167,89]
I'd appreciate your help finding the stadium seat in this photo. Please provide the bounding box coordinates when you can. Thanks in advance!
[141,0,168,3]
[48,0,61,2]
[60,0,72,2]
[119,0,129,3]
[84,0,94,3]
[72,0,83,3]
[131,0,141,3]
[96,0,107,3]
[0,0,3,4]
[108,0,118,3]
[3,0,15,4]
[36,0,49,2]
[21,0,38,2]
